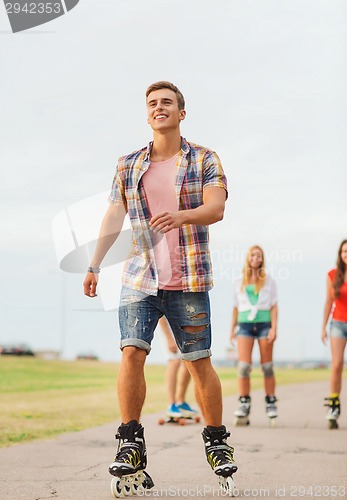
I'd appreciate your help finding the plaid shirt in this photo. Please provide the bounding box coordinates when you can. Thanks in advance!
[109,137,228,295]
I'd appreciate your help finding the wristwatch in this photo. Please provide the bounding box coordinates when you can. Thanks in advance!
[87,266,100,274]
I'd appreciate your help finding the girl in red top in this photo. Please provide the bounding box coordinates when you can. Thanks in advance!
[321,239,347,428]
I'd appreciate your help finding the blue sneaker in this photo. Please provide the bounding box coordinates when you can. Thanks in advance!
[167,403,183,418]
[177,401,199,418]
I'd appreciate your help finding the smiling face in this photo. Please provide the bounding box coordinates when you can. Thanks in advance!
[248,248,263,270]
[340,242,347,266]
[146,88,186,133]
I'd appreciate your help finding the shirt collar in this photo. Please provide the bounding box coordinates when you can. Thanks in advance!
[144,137,190,162]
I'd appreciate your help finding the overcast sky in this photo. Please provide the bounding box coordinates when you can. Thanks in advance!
[1,0,346,364]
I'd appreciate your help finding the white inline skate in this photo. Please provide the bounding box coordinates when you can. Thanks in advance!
[233,395,251,426]
[265,395,278,428]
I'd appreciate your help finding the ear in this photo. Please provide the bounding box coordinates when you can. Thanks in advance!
[179,110,186,122]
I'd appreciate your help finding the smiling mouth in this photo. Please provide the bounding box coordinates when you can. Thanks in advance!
[154,114,168,120]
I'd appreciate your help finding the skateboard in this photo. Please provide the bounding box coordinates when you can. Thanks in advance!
[158,414,200,426]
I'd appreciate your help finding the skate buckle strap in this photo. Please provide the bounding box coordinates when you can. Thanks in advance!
[211,430,230,441]
[324,396,340,408]
[209,444,234,454]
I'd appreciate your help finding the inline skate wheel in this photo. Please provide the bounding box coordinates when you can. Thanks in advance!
[219,476,236,497]
[328,419,338,429]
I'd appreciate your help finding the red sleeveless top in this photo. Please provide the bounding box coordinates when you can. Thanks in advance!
[328,269,347,322]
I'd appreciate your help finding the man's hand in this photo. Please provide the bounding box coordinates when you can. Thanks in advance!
[83,272,99,298]
[150,211,185,233]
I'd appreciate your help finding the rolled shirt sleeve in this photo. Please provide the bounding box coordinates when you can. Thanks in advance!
[202,151,228,199]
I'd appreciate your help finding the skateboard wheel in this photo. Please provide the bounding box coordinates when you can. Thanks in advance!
[158,418,165,425]
[178,418,186,426]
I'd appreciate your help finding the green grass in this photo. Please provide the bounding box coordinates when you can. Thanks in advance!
[0,357,338,448]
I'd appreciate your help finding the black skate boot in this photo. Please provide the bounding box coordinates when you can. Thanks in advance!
[202,426,237,495]
[324,395,340,429]
[233,395,251,426]
[109,421,154,497]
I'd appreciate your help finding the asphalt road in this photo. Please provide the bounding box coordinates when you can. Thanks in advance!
[0,380,346,499]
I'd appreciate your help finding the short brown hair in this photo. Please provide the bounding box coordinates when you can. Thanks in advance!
[146,81,185,110]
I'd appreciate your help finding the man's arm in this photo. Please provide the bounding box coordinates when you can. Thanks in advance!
[83,203,127,297]
[149,186,226,233]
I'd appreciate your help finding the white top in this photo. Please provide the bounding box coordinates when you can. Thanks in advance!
[234,275,277,321]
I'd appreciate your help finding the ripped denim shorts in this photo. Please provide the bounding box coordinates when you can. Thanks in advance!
[118,287,212,361]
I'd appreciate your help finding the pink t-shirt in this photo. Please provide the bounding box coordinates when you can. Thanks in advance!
[141,153,183,290]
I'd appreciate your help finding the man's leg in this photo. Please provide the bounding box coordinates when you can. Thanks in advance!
[164,291,220,424]
[185,356,222,426]
[117,346,147,422]
[109,290,161,482]
[117,287,161,423]
[165,291,237,479]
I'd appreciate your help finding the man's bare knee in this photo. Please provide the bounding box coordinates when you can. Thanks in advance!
[122,346,147,364]
[185,356,211,376]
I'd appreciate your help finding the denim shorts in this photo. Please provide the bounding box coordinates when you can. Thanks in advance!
[237,322,271,339]
[118,287,212,361]
[330,320,347,339]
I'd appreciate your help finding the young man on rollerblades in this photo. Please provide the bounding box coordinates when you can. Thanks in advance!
[83,81,237,495]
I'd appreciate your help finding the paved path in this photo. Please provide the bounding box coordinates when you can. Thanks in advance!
[0,380,346,499]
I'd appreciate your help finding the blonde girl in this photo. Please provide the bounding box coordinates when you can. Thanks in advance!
[230,245,278,425]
